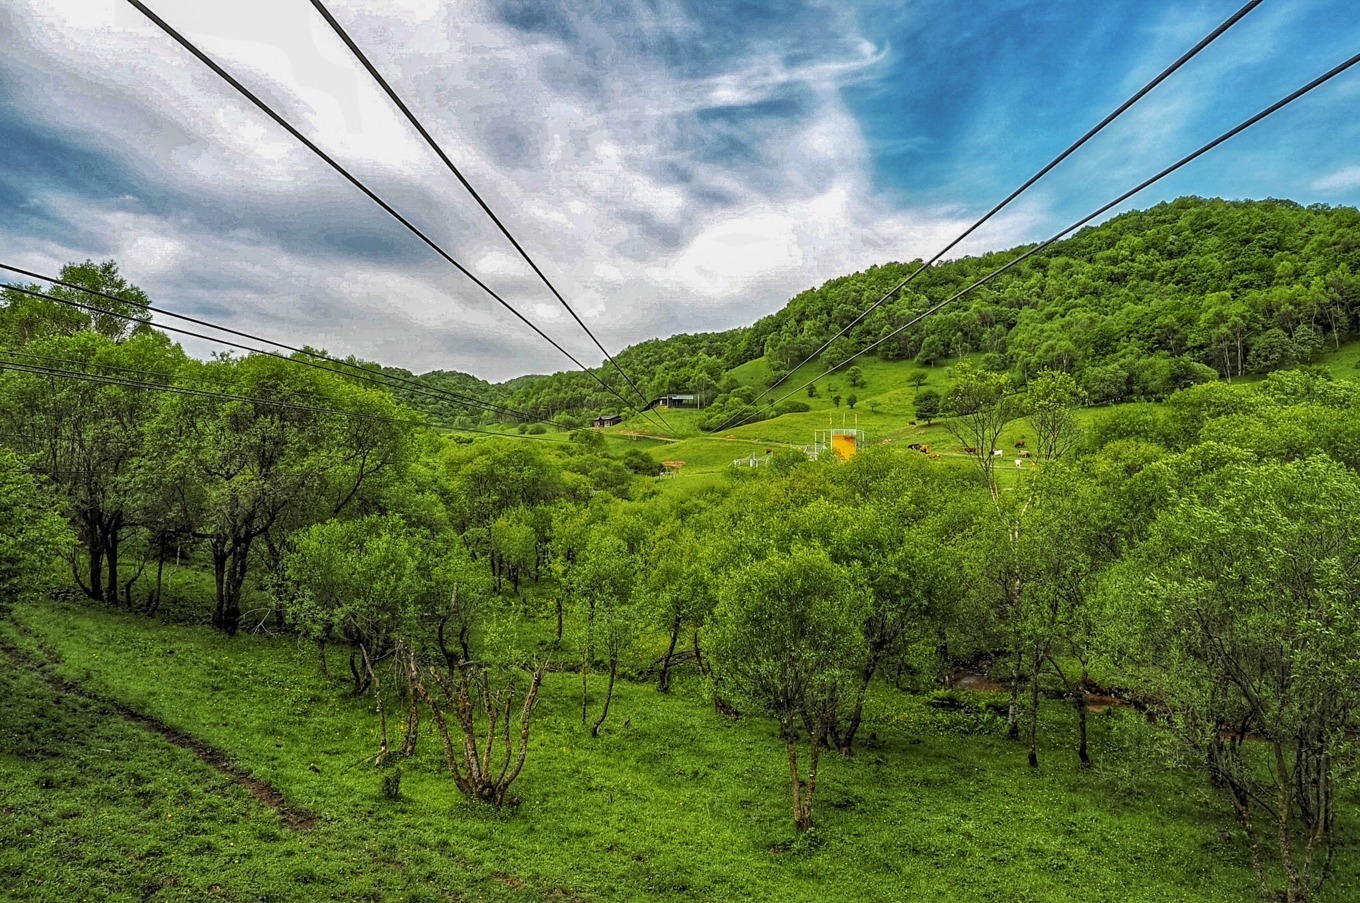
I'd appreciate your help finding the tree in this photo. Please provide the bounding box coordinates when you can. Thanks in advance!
[846,394,858,410]
[0,259,152,345]
[641,523,712,693]
[1112,456,1360,902]
[1025,369,1087,460]
[415,539,546,808]
[566,529,638,737]
[831,394,842,409]
[846,366,865,388]
[708,547,867,833]
[916,335,946,367]
[285,516,433,764]
[915,388,940,424]
[146,355,373,634]
[0,449,71,621]
[906,371,928,389]
[819,501,951,755]
[1246,327,1296,373]
[942,363,1019,498]
[0,329,185,605]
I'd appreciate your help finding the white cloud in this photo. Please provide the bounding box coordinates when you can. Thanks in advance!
[0,0,1038,380]
[1314,166,1360,194]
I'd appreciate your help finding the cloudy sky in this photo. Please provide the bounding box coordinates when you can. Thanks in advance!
[3,0,1359,381]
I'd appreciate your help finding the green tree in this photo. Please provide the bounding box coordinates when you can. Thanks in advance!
[942,363,1019,498]
[1025,369,1087,460]
[0,449,71,621]
[566,529,638,737]
[0,329,186,605]
[1111,456,1360,901]
[708,547,867,833]
[915,388,941,424]
[414,538,547,807]
[285,515,433,764]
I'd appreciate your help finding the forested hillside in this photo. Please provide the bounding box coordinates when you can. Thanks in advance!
[470,198,1360,424]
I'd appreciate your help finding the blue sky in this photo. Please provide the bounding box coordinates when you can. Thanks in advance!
[2,0,1359,379]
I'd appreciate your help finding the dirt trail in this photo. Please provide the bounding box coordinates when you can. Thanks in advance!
[0,626,319,831]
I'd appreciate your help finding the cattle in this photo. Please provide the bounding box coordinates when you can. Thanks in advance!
[1014,439,1027,449]
[908,421,917,427]
[964,446,978,455]
[928,452,941,459]
[1018,450,1031,458]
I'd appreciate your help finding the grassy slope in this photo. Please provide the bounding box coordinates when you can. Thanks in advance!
[8,600,1360,902]
[600,342,1360,493]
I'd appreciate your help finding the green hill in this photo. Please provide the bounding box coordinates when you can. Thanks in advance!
[490,197,1360,429]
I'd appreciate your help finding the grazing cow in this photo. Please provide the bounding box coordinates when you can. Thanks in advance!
[1014,439,1026,449]
[964,446,978,455]
[908,421,917,426]
[928,452,941,459]
[1019,450,1031,458]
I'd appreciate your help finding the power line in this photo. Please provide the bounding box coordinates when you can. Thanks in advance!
[1,278,530,424]
[122,0,672,436]
[305,0,672,434]
[723,0,1264,431]
[724,49,1360,432]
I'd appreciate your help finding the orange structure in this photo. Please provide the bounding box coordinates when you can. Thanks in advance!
[810,428,865,461]
[831,431,858,460]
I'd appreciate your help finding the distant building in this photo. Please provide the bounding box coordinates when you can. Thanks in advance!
[647,393,699,410]
[593,414,623,428]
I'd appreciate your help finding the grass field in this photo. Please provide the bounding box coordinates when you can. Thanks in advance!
[6,598,1360,902]
[591,347,1360,495]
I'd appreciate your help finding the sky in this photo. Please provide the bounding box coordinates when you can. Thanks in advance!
[2,0,1359,381]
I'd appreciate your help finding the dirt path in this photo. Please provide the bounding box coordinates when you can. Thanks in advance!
[0,626,319,831]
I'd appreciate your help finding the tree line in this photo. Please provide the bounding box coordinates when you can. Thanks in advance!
[399,197,1360,428]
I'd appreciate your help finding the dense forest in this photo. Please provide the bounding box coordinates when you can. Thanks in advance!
[427,198,1360,426]
[6,198,1360,901]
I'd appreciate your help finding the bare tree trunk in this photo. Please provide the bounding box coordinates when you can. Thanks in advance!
[1007,647,1023,741]
[103,528,120,607]
[580,647,589,726]
[1028,650,1042,769]
[1275,742,1300,902]
[145,551,166,616]
[591,655,617,738]
[85,532,105,603]
[784,726,806,833]
[840,650,882,757]
[362,645,389,767]
[400,648,419,758]
[658,617,680,693]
